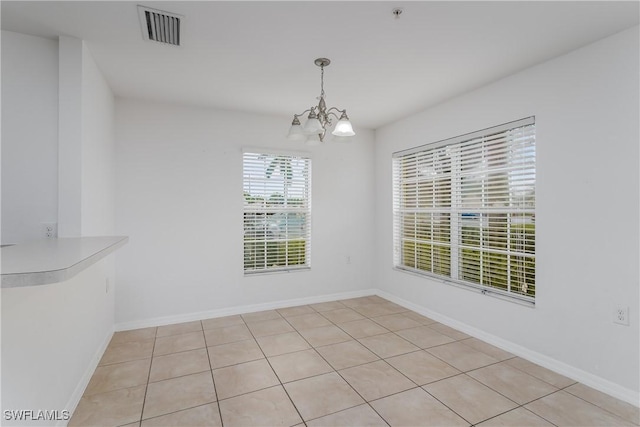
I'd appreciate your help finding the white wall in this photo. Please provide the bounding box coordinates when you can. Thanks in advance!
[1,32,115,242]
[114,99,375,325]
[1,260,115,426]
[80,43,115,235]
[1,31,59,244]
[57,36,83,238]
[58,36,116,237]
[374,26,639,402]
[1,33,117,422]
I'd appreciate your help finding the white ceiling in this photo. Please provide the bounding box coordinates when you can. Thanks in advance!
[2,1,638,129]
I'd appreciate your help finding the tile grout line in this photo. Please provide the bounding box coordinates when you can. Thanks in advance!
[201,320,225,427]
[244,313,307,426]
[279,304,390,426]
[137,327,158,426]
[286,302,421,427]
[561,386,639,425]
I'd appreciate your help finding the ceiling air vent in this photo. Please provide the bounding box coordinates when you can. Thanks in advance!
[137,6,183,46]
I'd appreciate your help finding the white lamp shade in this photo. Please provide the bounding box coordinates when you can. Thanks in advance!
[287,123,306,141]
[303,117,324,134]
[305,133,322,146]
[332,118,355,137]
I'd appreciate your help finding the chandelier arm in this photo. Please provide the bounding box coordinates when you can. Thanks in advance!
[326,111,343,120]
[293,109,313,118]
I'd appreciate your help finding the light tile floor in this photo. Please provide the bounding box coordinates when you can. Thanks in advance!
[70,296,640,427]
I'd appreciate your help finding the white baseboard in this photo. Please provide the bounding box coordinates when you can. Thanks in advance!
[376,290,640,408]
[61,327,115,426]
[115,288,377,331]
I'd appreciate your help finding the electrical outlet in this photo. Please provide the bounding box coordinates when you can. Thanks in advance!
[613,305,629,326]
[42,222,58,238]
[346,255,351,264]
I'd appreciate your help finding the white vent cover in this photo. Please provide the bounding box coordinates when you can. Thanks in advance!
[137,6,182,46]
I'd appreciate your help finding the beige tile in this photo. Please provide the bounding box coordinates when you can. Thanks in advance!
[208,339,264,369]
[468,362,558,405]
[85,358,150,396]
[277,305,315,317]
[156,320,202,338]
[402,311,437,325]
[340,360,415,401]
[121,423,141,427]
[269,349,333,383]
[565,383,640,425]
[286,312,332,330]
[506,357,576,388]
[111,327,157,345]
[396,325,455,348]
[352,303,397,318]
[321,308,366,324]
[338,319,390,339]
[427,341,498,371]
[219,385,302,427]
[316,340,379,370]
[213,359,279,400]
[69,385,146,427]
[100,340,154,365]
[298,325,352,347]
[310,301,346,312]
[460,338,514,361]
[366,295,390,304]
[340,296,377,308]
[525,390,636,426]
[204,324,253,346]
[476,407,555,426]
[370,313,422,331]
[141,402,222,427]
[154,331,205,356]
[428,323,471,340]
[423,374,518,424]
[371,387,468,426]
[247,318,295,337]
[256,331,310,357]
[149,348,210,382]
[307,404,388,427]
[202,314,245,330]
[284,372,365,421]
[143,371,216,419]
[386,350,460,385]
[354,303,407,317]
[379,301,408,311]
[241,310,282,324]
[358,333,419,358]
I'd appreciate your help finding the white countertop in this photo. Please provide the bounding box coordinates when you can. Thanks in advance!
[1,236,129,288]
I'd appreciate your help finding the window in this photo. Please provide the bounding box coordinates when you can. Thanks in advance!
[243,151,311,273]
[393,118,535,302]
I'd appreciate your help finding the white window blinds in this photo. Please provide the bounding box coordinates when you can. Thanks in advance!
[243,152,311,273]
[393,118,535,301]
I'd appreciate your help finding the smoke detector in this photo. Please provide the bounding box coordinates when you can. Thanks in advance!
[138,5,183,46]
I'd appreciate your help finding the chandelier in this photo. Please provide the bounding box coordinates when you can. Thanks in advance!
[287,58,355,145]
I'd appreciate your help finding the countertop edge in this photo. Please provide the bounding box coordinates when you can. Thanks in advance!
[1,236,129,288]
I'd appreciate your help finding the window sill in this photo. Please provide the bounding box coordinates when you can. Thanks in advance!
[393,266,535,307]
[244,267,311,276]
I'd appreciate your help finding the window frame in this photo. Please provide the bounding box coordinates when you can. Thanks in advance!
[392,117,536,304]
[243,149,312,275]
